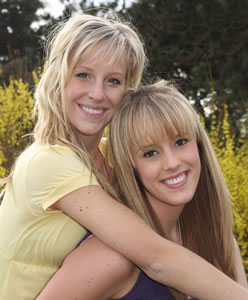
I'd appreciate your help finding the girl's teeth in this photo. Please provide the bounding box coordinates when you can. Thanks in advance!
[80,105,103,115]
[165,173,186,185]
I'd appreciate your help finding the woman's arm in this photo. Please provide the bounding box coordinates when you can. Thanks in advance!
[53,185,248,300]
[233,238,248,287]
[37,236,139,300]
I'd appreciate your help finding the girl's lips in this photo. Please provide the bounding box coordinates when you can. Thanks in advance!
[161,171,189,188]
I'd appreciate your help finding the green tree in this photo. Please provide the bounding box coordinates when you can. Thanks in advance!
[0,0,44,58]
[0,0,51,82]
[123,0,248,132]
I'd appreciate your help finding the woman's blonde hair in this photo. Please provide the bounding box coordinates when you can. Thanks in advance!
[107,80,236,299]
[34,13,146,146]
[1,13,146,195]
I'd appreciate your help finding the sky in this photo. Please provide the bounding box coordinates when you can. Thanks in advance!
[31,0,135,29]
[42,0,64,17]
[41,0,134,17]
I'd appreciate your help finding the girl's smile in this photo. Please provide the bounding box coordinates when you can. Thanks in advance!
[161,170,189,188]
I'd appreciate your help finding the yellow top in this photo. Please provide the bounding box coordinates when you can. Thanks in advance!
[0,143,99,299]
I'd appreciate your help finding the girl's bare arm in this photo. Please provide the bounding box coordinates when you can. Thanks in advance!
[37,236,138,300]
[53,185,248,300]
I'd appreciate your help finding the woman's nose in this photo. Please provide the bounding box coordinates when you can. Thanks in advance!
[88,81,105,102]
[162,150,180,171]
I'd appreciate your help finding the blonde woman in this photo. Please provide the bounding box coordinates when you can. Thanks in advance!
[0,14,247,300]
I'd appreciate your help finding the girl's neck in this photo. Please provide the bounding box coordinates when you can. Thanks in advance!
[147,195,184,244]
[94,148,109,178]
[80,132,103,158]
[162,218,182,245]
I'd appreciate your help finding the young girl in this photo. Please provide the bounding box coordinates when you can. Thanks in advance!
[37,80,247,299]
[0,14,247,300]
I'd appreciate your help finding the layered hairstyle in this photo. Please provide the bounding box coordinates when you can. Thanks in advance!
[107,80,236,299]
[1,13,146,194]
[34,13,146,149]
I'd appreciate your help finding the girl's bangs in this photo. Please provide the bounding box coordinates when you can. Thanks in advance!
[127,97,197,151]
[78,37,128,70]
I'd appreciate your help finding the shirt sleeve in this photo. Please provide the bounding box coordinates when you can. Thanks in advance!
[25,145,99,213]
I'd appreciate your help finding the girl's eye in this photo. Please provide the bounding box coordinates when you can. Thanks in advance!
[108,78,121,85]
[77,72,89,79]
[175,138,188,147]
[143,150,158,158]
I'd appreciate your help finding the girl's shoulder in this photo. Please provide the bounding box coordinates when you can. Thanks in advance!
[15,143,93,195]
[20,143,81,168]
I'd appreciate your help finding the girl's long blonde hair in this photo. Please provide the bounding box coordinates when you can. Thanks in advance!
[107,80,236,299]
[1,13,146,197]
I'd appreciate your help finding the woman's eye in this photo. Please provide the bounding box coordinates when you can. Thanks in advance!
[77,72,89,79]
[175,138,188,147]
[143,150,158,158]
[108,78,121,85]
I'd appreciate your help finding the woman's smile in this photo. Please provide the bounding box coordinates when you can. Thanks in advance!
[161,170,189,188]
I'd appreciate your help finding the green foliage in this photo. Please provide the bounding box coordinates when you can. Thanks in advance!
[124,0,248,129]
[0,0,45,59]
[0,0,51,83]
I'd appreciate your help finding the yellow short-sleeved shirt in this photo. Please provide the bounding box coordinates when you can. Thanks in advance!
[0,143,99,299]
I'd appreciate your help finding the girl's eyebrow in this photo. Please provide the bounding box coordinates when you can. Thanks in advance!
[74,64,125,76]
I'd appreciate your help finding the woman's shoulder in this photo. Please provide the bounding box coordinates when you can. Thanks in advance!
[18,143,76,162]
[15,143,93,197]
[19,143,83,171]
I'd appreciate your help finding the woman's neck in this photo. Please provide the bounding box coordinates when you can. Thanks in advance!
[147,196,184,244]
[94,148,109,178]
[81,133,103,158]
[163,218,182,245]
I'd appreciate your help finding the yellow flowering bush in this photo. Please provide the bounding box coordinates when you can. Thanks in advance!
[0,77,35,178]
[209,104,248,277]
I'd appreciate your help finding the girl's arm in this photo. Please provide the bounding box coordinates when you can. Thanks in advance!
[53,185,248,300]
[233,238,248,287]
[37,236,139,300]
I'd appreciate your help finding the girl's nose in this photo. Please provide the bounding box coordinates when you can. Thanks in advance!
[162,150,180,171]
[88,81,105,102]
